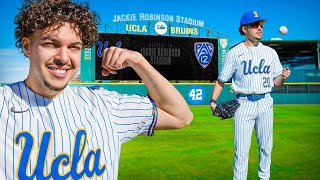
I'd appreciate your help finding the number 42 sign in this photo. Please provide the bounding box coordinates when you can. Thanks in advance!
[188,85,206,105]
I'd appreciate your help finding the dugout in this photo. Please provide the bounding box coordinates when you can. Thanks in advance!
[262,40,319,70]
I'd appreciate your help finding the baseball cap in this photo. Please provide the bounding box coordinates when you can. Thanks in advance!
[240,11,266,26]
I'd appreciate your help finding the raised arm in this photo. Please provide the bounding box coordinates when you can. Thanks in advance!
[101,47,193,129]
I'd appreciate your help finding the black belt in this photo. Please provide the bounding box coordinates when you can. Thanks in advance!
[236,93,267,101]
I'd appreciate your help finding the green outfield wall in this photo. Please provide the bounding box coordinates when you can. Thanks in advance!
[68,82,320,105]
[1,82,319,104]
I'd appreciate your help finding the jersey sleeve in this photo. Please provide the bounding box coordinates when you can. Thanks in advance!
[0,86,3,105]
[271,49,283,79]
[218,51,235,82]
[0,87,4,116]
[98,88,158,143]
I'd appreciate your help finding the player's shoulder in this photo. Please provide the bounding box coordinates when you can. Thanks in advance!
[67,85,149,105]
[0,81,23,100]
[259,42,277,53]
[229,41,244,50]
[224,41,247,59]
[68,85,121,98]
[227,41,246,54]
[0,81,22,92]
[0,83,4,91]
[69,85,103,94]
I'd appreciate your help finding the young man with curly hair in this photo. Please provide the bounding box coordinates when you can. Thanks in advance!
[0,0,193,179]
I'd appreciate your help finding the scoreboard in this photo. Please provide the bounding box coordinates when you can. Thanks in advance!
[81,33,228,81]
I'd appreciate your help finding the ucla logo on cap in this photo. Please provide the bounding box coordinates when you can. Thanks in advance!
[253,11,259,17]
[240,10,266,26]
[194,42,213,69]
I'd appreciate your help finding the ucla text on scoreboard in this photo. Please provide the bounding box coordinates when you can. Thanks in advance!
[110,13,205,36]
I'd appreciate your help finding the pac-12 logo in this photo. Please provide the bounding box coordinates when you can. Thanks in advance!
[194,42,213,69]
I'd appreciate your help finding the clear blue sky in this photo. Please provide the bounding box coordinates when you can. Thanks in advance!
[1,0,319,82]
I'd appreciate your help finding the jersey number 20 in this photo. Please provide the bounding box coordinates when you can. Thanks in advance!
[263,77,271,88]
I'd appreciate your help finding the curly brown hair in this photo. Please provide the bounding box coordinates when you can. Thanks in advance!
[239,26,245,36]
[14,0,100,53]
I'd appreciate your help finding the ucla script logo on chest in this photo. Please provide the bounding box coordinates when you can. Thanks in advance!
[241,59,271,75]
[15,129,106,179]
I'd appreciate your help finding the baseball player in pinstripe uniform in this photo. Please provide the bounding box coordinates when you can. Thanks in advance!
[0,0,193,179]
[210,11,291,180]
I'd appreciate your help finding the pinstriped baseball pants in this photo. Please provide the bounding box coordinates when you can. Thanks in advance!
[233,94,273,180]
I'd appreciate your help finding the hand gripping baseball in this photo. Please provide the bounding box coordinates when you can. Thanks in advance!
[212,99,240,120]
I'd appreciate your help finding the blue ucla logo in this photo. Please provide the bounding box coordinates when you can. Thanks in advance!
[96,40,122,57]
[15,129,106,179]
[242,59,271,75]
[194,42,213,69]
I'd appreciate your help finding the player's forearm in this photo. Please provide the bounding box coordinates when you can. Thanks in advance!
[211,80,224,101]
[274,68,290,87]
[273,76,285,87]
[132,58,193,126]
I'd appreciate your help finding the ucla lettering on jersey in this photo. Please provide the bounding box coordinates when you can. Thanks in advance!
[0,81,158,180]
[15,129,106,179]
[241,59,271,75]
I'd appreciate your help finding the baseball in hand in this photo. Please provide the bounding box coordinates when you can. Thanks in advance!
[279,26,288,35]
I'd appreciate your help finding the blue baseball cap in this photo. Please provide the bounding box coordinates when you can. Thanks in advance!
[240,11,266,26]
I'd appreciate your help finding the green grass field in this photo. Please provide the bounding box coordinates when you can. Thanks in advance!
[118,105,320,180]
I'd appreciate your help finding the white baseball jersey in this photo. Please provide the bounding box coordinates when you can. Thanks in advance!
[0,81,157,180]
[218,42,283,94]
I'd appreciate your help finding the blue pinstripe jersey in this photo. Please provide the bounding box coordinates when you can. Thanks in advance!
[218,42,283,95]
[0,81,157,180]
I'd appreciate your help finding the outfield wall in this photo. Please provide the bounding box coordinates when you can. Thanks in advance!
[1,81,319,105]
[68,82,320,105]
